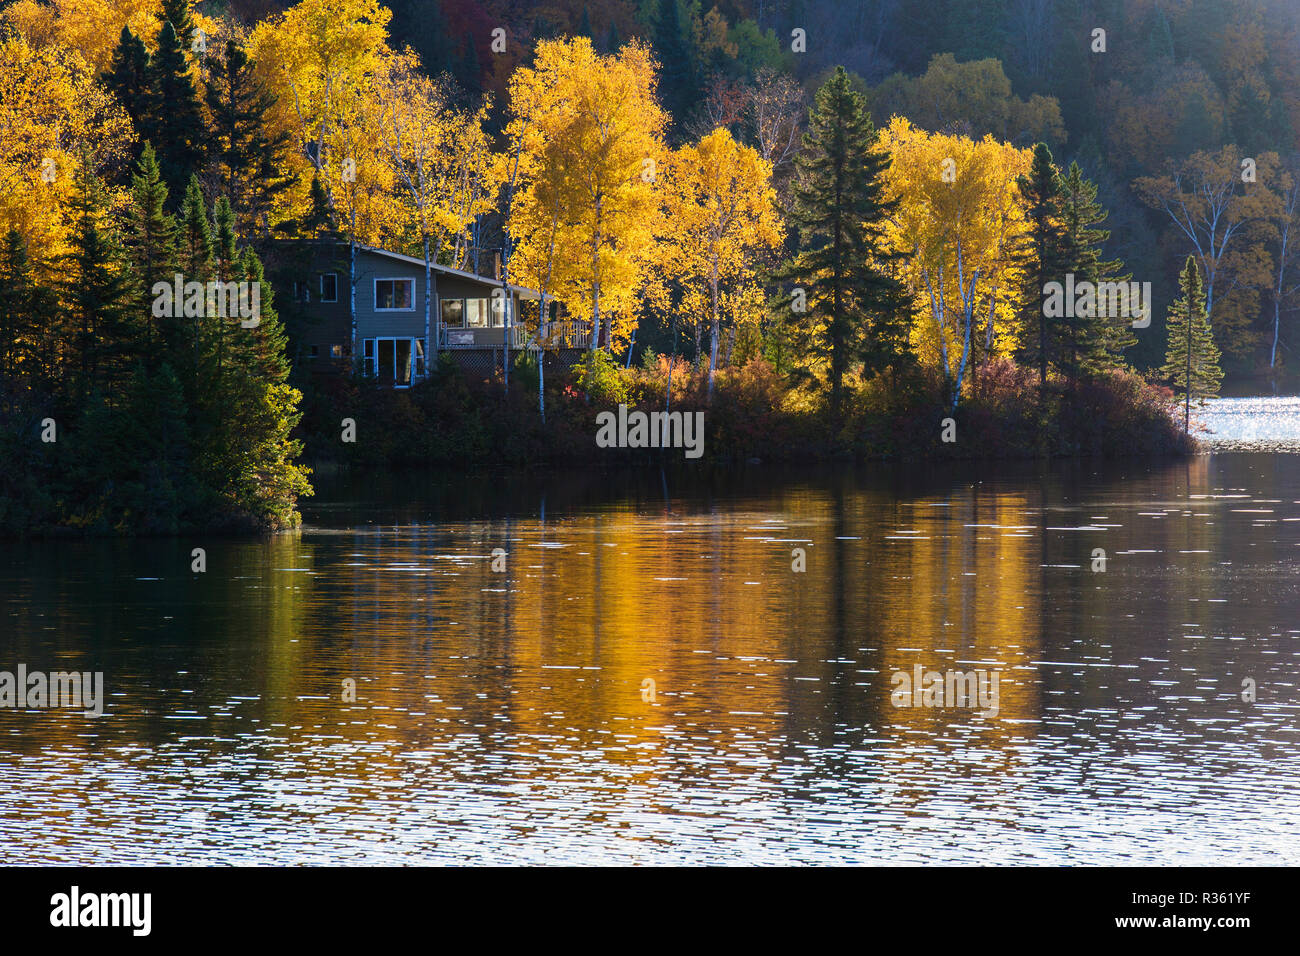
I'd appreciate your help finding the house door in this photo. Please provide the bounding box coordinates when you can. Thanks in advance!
[376,338,413,387]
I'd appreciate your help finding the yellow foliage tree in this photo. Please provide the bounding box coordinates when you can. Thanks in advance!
[0,33,132,281]
[505,37,667,352]
[375,54,501,362]
[877,117,1032,407]
[656,127,782,399]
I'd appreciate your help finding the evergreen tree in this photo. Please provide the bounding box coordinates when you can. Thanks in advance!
[157,0,197,52]
[1161,256,1222,432]
[177,175,213,386]
[126,143,177,349]
[144,21,206,200]
[578,6,593,38]
[204,39,294,239]
[1016,142,1067,386]
[0,229,56,396]
[302,171,336,238]
[774,66,911,417]
[59,152,140,404]
[1057,160,1132,374]
[605,22,621,54]
[105,27,150,130]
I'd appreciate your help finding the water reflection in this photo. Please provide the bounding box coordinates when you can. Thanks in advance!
[2,456,1298,863]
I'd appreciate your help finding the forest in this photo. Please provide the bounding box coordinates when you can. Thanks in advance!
[1,0,1295,533]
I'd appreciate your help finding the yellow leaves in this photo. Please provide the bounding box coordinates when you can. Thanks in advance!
[877,117,1032,376]
[0,33,131,276]
[248,0,394,234]
[655,127,782,340]
[3,0,160,73]
[374,55,501,263]
[506,37,667,348]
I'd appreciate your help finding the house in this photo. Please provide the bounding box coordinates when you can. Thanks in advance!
[279,241,588,386]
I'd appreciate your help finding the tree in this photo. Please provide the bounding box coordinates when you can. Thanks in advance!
[125,143,176,348]
[1056,160,1132,374]
[1135,146,1280,360]
[376,56,500,365]
[143,20,206,199]
[506,37,666,353]
[657,128,782,401]
[777,67,912,417]
[878,117,1032,409]
[652,0,697,134]
[1016,142,1066,386]
[59,150,139,404]
[1160,256,1222,432]
[106,26,151,130]
[204,39,295,240]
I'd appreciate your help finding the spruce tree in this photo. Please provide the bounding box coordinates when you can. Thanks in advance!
[1057,161,1131,375]
[204,39,294,239]
[157,0,197,51]
[177,175,213,387]
[1016,142,1067,387]
[59,152,139,404]
[106,27,151,130]
[144,21,206,200]
[126,143,177,349]
[1161,256,1223,432]
[775,66,911,417]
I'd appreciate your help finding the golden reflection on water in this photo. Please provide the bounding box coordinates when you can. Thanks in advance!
[2,456,1299,863]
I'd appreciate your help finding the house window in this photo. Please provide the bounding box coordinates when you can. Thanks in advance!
[374,278,414,311]
[490,293,506,328]
[330,344,343,359]
[441,298,464,328]
[320,273,338,302]
[308,344,318,359]
[362,337,424,387]
[466,298,488,328]
[292,280,310,303]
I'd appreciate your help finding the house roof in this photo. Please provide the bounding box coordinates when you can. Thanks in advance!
[319,240,543,300]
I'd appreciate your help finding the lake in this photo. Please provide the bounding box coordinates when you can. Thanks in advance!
[3,430,1300,863]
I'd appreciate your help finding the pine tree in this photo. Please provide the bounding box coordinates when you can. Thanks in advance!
[1161,257,1222,432]
[605,22,621,54]
[204,39,294,240]
[126,143,177,349]
[1016,142,1067,387]
[0,229,45,394]
[774,66,911,417]
[578,6,593,38]
[1057,161,1131,374]
[387,0,453,75]
[144,21,206,200]
[106,27,151,130]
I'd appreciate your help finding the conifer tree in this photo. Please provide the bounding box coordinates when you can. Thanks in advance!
[204,40,294,239]
[0,229,56,396]
[59,152,139,404]
[653,0,697,132]
[774,66,911,417]
[177,175,213,385]
[1161,256,1223,432]
[157,0,197,52]
[106,27,151,131]
[144,21,206,200]
[1057,161,1131,374]
[1016,142,1067,387]
[126,143,177,348]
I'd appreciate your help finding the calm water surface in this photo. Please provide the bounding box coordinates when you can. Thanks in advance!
[2,451,1300,864]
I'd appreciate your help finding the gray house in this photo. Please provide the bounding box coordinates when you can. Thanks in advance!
[285,241,586,386]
